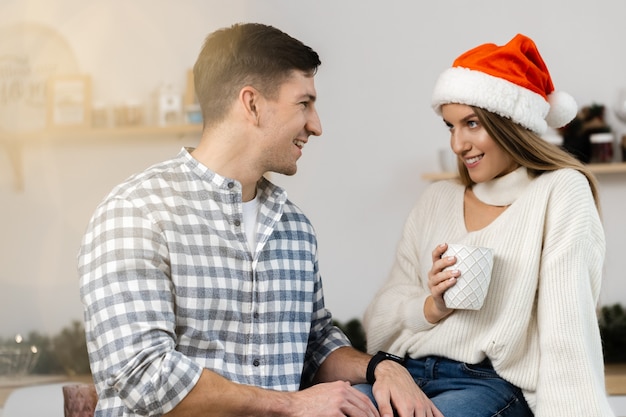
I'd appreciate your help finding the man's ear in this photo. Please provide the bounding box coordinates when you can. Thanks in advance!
[240,86,261,125]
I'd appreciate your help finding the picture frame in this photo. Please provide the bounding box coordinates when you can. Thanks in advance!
[47,75,92,128]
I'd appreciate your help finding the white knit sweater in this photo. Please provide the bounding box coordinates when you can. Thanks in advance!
[363,168,614,416]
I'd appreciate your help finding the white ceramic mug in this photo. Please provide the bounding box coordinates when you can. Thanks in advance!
[443,244,494,310]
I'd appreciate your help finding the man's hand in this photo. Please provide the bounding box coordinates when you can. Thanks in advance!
[372,360,443,417]
[293,380,380,417]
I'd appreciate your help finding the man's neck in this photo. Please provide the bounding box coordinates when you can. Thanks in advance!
[191,132,262,202]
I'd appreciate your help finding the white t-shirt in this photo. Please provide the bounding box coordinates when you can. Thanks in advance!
[242,191,260,253]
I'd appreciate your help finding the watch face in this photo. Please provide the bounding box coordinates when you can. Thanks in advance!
[384,352,403,363]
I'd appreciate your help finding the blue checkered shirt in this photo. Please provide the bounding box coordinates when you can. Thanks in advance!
[78,148,350,416]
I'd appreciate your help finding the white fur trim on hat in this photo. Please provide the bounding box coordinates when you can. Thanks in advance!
[432,67,552,134]
[545,90,577,129]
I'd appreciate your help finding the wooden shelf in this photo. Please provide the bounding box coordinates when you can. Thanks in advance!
[587,162,626,174]
[422,162,626,181]
[606,363,626,396]
[421,171,458,181]
[0,123,202,143]
[1,124,202,191]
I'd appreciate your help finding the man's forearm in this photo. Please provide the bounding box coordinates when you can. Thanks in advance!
[313,346,371,385]
[164,369,292,417]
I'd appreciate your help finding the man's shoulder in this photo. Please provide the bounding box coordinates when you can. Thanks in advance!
[104,155,190,202]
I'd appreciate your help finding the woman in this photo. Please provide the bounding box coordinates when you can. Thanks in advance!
[363,34,614,417]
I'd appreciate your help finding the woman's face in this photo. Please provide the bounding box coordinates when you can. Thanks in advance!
[441,103,519,183]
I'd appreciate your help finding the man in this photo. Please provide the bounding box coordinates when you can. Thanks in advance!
[79,23,438,417]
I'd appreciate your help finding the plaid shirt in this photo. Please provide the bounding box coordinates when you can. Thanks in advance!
[78,148,349,416]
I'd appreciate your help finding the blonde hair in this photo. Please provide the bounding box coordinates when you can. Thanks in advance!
[456,107,601,210]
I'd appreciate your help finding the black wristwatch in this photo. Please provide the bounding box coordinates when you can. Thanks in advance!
[366,351,405,384]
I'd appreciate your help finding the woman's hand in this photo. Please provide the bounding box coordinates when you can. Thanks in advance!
[424,243,459,323]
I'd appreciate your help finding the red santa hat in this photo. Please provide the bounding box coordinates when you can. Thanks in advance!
[431,34,577,134]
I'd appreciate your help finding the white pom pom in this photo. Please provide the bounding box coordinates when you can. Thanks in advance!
[545,91,577,128]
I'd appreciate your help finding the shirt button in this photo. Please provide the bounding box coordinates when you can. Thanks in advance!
[253,359,260,367]
[234,219,241,227]
[253,312,259,319]
[227,182,235,189]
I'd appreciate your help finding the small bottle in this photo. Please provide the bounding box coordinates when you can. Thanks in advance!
[91,102,108,128]
[589,132,614,163]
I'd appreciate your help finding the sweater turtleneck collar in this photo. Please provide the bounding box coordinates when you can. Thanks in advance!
[471,166,532,206]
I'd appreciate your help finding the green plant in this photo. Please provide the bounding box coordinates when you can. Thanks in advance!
[0,320,91,376]
[333,318,367,353]
[52,320,92,375]
[598,303,626,363]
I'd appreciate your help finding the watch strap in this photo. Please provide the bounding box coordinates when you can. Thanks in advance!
[366,351,404,384]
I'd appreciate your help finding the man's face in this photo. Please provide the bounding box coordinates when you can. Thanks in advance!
[257,70,322,176]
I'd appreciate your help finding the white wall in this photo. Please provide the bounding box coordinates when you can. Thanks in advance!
[1,0,625,337]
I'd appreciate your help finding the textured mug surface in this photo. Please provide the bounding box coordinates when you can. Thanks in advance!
[443,244,494,310]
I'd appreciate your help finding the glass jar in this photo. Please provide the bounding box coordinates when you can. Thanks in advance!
[590,132,614,163]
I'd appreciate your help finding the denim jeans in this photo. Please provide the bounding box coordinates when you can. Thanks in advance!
[354,356,533,417]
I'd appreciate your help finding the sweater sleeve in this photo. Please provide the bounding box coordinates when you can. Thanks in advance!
[533,170,613,417]
[363,186,440,355]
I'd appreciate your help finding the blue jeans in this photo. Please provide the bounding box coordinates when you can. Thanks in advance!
[354,356,533,417]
